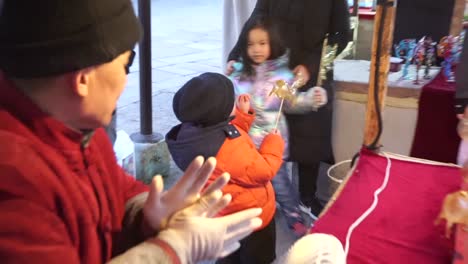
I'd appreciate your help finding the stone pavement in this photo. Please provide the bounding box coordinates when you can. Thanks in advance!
[115,0,297,260]
[117,0,224,137]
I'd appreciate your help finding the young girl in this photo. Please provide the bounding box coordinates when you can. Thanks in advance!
[228,17,327,236]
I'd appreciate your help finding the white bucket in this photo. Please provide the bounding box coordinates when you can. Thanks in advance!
[315,160,352,206]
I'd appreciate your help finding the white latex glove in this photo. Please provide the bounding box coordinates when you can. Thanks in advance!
[158,190,263,263]
[143,157,230,231]
[275,233,345,264]
[308,86,328,110]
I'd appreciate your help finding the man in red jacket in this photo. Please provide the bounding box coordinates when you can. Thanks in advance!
[0,0,262,263]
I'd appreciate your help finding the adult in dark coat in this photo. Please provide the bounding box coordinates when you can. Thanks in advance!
[227,0,350,215]
[455,31,468,115]
[455,30,468,166]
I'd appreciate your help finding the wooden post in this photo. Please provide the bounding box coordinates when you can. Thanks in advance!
[449,0,466,36]
[363,0,397,147]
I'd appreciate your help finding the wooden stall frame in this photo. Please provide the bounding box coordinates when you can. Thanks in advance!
[320,0,397,216]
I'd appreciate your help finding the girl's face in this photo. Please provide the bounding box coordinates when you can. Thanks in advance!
[247,28,271,64]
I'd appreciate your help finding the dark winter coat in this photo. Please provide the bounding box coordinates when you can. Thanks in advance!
[228,0,350,163]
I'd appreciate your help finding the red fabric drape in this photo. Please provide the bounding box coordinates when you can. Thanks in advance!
[410,72,460,163]
[312,149,461,263]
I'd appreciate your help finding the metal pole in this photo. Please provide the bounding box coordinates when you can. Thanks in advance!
[353,0,359,16]
[138,0,152,135]
[131,0,169,183]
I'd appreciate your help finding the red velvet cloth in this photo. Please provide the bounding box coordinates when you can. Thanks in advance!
[349,7,376,20]
[410,71,460,164]
[453,226,467,264]
[453,180,468,263]
[312,149,461,264]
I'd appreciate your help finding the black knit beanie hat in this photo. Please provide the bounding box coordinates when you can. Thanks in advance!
[0,0,142,78]
[173,72,235,127]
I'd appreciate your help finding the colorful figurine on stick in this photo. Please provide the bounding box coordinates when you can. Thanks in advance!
[438,33,464,82]
[413,37,426,84]
[423,36,437,79]
[394,39,417,79]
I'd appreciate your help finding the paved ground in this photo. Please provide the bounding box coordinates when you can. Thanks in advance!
[118,0,224,137]
[115,0,298,260]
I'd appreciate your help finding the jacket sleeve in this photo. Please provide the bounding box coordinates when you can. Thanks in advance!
[225,133,284,187]
[93,128,149,205]
[0,147,81,264]
[94,129,153,254]
[327,0,351,55]
[0,191,178,264]
[230,108,255,132]
[301,0,350,87]
[0,138,176,264]
[455,32,468,114]
[109,240,180,264]
[115,168,152,253]
[0,197,81,264]
[227,0,269,62]
[113,191,154,256]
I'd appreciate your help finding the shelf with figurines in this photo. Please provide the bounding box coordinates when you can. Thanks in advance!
[394,31,465,84]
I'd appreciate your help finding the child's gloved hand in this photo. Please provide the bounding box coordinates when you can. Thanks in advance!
[309,86,328,109]
[236,94,251,114]
[157,191,263,263]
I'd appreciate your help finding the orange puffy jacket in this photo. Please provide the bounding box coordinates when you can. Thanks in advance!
[210,109,284,230]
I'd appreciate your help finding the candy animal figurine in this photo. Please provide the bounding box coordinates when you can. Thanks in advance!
[423,36,436,79]
[394,39,417,79]
[435,164,468,238]
[438,35,459,82]
[413,37,426,84]
[269,79,299,129]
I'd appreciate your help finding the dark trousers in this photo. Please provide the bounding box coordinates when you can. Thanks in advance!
[297,157,334,216]
[216,218,276,264]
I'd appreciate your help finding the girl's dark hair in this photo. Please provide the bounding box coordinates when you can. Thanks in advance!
[238,16,286,78]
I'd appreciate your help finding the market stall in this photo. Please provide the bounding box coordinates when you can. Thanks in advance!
[311,0,467,262]
[332,60,441,162]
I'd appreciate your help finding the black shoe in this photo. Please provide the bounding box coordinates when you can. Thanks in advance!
[302,196,324,216]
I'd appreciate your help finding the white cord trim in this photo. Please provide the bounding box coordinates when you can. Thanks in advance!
[344,152,392,260]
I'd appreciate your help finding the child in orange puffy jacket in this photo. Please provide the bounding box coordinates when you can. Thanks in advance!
[166,72,284,264]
